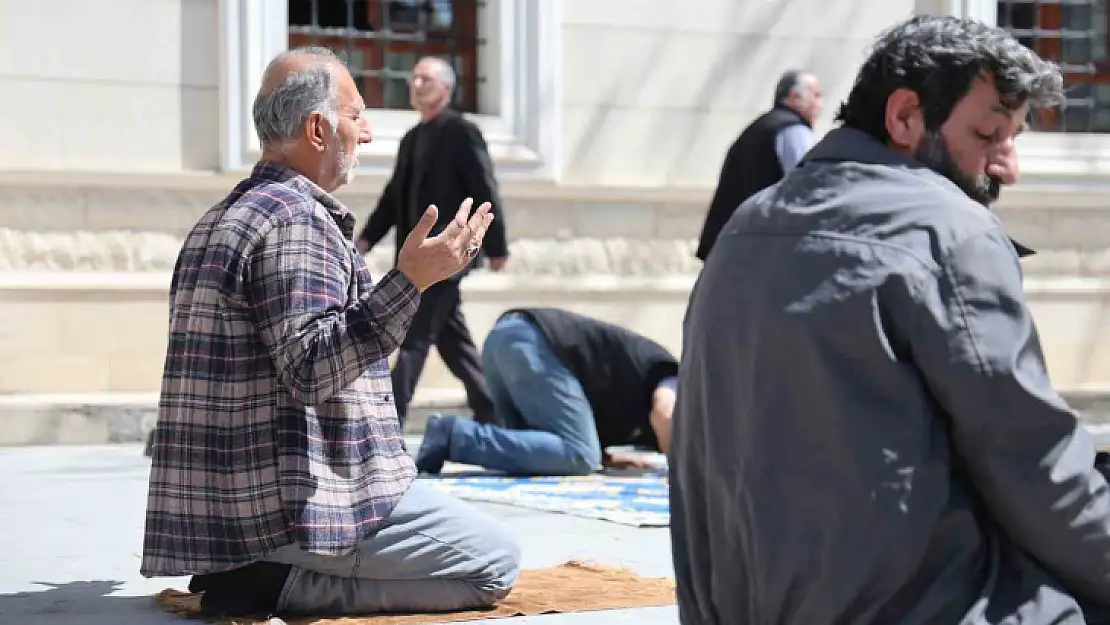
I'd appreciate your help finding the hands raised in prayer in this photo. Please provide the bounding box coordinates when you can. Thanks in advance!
[396,197,494,292]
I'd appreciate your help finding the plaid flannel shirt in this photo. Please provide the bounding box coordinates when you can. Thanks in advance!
[141,162,419,577]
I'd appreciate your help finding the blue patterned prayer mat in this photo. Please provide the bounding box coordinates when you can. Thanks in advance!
[423,472,670,527]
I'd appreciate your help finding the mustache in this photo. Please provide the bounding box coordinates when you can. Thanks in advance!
[984,174,1002,203]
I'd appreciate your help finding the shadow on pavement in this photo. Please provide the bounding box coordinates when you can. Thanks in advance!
[0,580,177,624]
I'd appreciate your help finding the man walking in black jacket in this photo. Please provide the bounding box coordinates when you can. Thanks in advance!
[356,56,509,427]
[695,70,823,261]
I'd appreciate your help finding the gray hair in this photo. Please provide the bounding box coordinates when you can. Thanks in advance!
[421,56,457,90]
[836,15,1065,141]
[252,46,342,151]
[774,70,807,106]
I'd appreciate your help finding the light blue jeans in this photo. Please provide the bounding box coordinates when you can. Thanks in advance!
[264,481,521,615]
[446,312,602,475]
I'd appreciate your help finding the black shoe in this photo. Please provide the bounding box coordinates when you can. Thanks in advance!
[191,561,292,617]
[415,414,456,474]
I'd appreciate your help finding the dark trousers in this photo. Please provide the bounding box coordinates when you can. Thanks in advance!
[392,279,496,427]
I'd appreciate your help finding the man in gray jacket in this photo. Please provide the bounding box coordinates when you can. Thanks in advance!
[671,15,1110,625]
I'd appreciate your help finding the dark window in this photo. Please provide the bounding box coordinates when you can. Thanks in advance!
[998,0,1110,132]
[288,0,483,113]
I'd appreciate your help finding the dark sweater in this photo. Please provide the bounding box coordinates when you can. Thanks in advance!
[696,105,810,261]
[505,307,679,450]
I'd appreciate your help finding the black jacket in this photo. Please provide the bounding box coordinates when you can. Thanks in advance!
[695,106,809,261]
[507,307,679,451]
[358,108,509,278]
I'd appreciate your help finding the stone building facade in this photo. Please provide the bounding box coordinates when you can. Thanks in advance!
[0,0,1107,442]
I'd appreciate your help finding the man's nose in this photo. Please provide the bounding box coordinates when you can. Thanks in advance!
[988,136,1016,161]
[358,117,372,144]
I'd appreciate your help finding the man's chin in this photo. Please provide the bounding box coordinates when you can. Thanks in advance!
[981,176,1002,206]
[954,174,999,207]
[339,161,358,187]
[970,189,994,207]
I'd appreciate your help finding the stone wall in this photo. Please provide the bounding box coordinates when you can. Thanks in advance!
[2,228,1108,278]
[0,229,705,277]
[0,172,1108,401]
[0,171,1108,276]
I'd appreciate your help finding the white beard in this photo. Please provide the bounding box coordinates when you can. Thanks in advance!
[340,164,356,185]
[330,135,358,187]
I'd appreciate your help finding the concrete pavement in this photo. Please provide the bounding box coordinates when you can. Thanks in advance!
[0,443,677,625]
[12,429,1110,625]
[5,388,1110,448]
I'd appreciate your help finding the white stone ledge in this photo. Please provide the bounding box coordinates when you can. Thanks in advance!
[2,386,1107,447]
[0,169,711,205]
[0,390,461,445]
[0,388,465,410]
[8,387,1105,404]
[462,274,696,297]
[1,271,1106,297]
[1023,277,1110,296]
[998,183,1110,210]
[1,271,1106,298]
[0,271,171,292]
[2,228,1109,277]
[0,392,160,407]
[0,271,697,295]
[2,168,1110,207]
[0,229,709,275]
[3,168,1109,209]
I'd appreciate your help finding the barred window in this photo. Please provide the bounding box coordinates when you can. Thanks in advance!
[997,0,1110,132]
[287,0,482,113]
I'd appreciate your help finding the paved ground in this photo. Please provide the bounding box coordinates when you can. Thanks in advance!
[0,443,676,625]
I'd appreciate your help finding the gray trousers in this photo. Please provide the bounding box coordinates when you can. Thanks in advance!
[265,481,521,615]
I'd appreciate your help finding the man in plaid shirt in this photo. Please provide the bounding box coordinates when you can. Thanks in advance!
[141,46,520,618]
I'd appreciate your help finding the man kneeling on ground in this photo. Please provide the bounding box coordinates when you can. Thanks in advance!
[415,307,678,476]
[141,46,519,618]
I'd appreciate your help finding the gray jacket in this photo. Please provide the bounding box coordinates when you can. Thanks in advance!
[671,127,1110,625]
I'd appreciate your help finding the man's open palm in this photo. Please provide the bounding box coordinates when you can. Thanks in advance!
[397,197,494,292]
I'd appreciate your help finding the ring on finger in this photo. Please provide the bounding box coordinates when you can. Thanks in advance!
[465,241,480,259]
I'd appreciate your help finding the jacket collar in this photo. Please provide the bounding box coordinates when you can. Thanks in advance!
[249,161,357,239]
[772,104,812,129]
[802,128,1036,258]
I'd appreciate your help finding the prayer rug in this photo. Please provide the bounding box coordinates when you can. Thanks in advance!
[154,560,675,625]
[422,471,669,527]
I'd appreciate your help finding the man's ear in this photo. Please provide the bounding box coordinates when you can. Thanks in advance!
[885,88,925,150]
[303,112,329,152]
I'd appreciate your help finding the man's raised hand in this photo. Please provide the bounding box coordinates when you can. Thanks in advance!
[396,197,494,292]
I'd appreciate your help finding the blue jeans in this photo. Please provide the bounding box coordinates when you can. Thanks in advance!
[264,481,520,615]
[446,312,602,475]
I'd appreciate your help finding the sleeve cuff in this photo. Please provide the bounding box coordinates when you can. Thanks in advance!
[378,268,421,316]
[385,265,418,289]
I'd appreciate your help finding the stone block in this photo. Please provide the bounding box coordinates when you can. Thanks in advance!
[0,393,459,446]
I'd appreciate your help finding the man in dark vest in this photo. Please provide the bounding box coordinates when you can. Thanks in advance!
[695,70,823,261]
[413,308,678,476]
[355,56,509,427]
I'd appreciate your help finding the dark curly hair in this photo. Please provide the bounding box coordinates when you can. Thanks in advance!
[836,15,1064,141]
